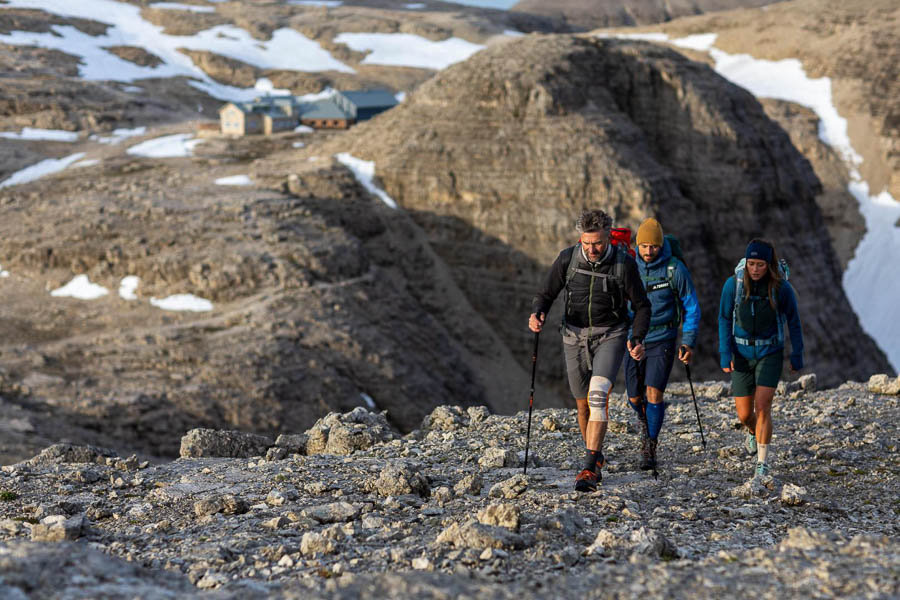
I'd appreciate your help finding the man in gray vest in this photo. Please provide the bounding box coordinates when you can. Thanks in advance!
[529,210,651,492]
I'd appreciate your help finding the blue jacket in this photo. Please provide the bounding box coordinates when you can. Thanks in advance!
[718,275,804,370]
[629,238,701,348]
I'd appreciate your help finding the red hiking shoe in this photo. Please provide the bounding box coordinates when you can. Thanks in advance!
[574,469,599,493]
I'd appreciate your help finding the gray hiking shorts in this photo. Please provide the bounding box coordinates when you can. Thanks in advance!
[562,324,628,399]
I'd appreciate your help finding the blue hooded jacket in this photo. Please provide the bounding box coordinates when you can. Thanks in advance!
[718,275,804,370]
[629,238,701,348]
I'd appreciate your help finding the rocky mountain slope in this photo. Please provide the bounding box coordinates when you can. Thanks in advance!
[512,0,779,30]
[0,127,551,461]
[0,0,895,464]
[330,34,891,393]
[0,373,897,597]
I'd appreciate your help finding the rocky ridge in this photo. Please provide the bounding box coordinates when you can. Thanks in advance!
[511,0,779,30]
[0,374,897,598]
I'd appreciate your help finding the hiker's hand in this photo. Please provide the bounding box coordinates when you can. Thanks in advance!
[528,312,545,333]
[627,339,645,361]
[678,345,693,365]
[722,359,734,374]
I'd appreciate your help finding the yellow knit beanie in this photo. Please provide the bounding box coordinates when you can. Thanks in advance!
[636,218,664,247]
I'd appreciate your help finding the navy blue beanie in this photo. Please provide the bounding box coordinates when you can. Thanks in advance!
[745,241,773,264]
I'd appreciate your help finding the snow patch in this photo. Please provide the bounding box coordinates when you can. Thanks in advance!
[50,275,109,300]
[294,125,315,133]
[148,2,215,12]
[335,153,398,210]
[72,159,101,168]
[333,32,484,70]
[150,294,214,312]
[404,3,426,9]
[503,29,525,37]
[254,78,290,96]
[292,142,305,148]
[119,276,140,300]
[395,91,407,103]
[0,152,86,188]
[0,127,79,142]
[90,126,147,145]
[0,264,9,278]
[361,393,376,409]
[215,174,252,186]
[126,134,202,158]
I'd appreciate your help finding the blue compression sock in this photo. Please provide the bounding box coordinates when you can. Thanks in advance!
[628,398,644,419]
[646,401,665,440]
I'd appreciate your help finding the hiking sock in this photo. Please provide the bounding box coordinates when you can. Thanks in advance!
[646,401,665,440]
[583,449,603,473]
[628,398,645,420]
[757,444,769,465]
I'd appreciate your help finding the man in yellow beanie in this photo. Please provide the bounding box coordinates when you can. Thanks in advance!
[624,217,701,472]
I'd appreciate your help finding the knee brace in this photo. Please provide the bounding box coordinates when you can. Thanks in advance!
[587,376,612,422]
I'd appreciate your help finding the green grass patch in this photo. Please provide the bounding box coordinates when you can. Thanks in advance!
[0,491,18,501]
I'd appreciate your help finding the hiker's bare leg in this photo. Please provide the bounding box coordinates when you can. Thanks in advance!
[753,386,775,445]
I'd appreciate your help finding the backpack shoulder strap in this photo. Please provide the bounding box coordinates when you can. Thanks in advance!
[732,259,746,337]
[667,257,682,324]
[564,244,580,288]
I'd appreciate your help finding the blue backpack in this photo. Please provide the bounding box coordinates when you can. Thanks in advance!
[732,258,790,348]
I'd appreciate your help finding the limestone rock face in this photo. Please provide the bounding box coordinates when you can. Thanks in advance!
[342,34,890,389]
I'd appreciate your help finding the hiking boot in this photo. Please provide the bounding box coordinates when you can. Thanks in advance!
[638,415,652,470]
[745,432,757,456]
[574,469,599,493]
[645,438,658,471]
[639,431,652,470]
[754,461,770,478]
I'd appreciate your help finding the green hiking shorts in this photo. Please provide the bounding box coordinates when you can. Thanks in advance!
[731,351,783,396]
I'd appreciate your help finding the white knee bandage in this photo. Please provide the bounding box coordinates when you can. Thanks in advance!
[587,376,612,422]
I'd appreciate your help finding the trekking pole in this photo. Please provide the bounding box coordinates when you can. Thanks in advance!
[636,356,657,479]
[523,331,539,476]
[684,361,706,449]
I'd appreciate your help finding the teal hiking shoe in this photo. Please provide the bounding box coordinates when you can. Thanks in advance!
[754,462,770,478]
[745,432,757,456]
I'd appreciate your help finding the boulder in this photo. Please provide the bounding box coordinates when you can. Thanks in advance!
[179,429,272,459]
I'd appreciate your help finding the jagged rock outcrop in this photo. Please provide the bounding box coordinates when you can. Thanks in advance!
[336,34,891,392]
[0,382,896,597]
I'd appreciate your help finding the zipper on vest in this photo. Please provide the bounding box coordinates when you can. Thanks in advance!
[588,264,595,328]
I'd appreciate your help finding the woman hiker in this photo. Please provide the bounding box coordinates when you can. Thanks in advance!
[718,239,804,479]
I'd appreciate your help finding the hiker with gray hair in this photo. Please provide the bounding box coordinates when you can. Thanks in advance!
[529,209,651,492]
